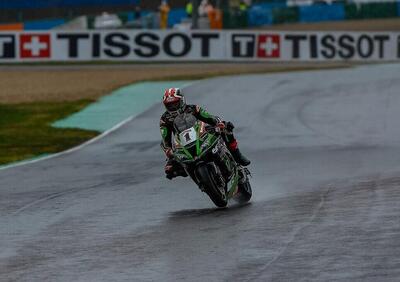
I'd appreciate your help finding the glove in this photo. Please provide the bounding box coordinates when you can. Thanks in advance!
[215,122,225,133]
[226,121,235,132]
[217,122,225,129]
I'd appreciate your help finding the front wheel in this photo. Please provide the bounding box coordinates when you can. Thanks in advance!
[195,164,227,208]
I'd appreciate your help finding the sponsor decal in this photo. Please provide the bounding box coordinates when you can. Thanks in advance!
[0,30,398,61]
[232,34,255,58]
[57,32,220,59]
[398,35,400,58]
[20,34,51,58]
[284,34,390,59]
[257,34,280,58]
[0,34,15,58]
[232,34,280,58]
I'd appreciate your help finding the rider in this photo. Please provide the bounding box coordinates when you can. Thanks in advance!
[160,87,250,179]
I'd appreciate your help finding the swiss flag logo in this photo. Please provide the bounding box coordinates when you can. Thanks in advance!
[20,34,51,58]
[257,35,280,58]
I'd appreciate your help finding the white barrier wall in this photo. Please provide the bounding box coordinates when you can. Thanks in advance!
[1,30,399,62]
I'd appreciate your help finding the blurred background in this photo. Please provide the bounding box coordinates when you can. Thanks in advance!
[0,0,399,31]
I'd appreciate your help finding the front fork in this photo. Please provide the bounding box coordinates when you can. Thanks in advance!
[211,140,242,196]
[238,167,252,184]
[214,142,236,182]
[188,161,225,193]
[185,139,236,193]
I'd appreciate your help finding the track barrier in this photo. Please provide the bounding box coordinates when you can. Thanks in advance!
[1,30,399,62]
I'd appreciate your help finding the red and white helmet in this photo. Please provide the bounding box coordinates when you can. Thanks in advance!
[163,88,186,113]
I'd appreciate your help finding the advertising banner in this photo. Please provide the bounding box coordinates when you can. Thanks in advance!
[1,30,399,62]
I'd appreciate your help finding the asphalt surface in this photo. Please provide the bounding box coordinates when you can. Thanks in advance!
[2,63,400,281]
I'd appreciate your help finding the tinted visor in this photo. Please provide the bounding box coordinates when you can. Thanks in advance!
[165,100,181,112]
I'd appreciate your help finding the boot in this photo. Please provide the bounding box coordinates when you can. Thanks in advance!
[231,149,251,166]
[165,159,188,180]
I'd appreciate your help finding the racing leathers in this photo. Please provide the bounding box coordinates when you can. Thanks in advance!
[160,104,250,179]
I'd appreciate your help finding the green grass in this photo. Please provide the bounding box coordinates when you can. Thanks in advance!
[0,100,99,166]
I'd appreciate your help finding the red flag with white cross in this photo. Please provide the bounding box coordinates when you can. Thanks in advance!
[20,34,51,58]
[257,35,280,58]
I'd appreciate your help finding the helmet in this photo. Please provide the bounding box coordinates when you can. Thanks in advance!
[163,88,186,113]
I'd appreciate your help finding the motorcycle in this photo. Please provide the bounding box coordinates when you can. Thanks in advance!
[172,116,252,208]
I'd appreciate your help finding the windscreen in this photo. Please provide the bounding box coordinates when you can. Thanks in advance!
[173,113,197,134]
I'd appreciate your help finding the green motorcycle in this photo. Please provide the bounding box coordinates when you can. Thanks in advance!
[173,119,252,208]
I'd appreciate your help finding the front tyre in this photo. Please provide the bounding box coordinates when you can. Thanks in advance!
[195,164,227,208]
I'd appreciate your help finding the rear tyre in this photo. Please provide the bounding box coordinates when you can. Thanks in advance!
[196,164,228,208]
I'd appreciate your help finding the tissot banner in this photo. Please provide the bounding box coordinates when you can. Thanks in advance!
[1,30,399,62]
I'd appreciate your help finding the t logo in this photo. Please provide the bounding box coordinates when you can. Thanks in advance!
[398,35,400,58]
[20,34,51,58]
[257,35,280,58]
[232,34,255,58]
[0,35,16,59]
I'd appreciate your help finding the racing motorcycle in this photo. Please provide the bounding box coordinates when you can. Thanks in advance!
[172,113,252,208]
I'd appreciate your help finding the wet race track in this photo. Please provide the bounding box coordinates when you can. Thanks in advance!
[1,64,400,281]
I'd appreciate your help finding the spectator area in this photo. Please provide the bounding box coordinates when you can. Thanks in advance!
[0,0,399,30]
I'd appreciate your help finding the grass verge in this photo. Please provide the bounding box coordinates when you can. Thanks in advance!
[0,100,99,166]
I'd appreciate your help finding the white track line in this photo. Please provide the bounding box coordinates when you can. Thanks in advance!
[0,81,197,172]
[0,116,135,171]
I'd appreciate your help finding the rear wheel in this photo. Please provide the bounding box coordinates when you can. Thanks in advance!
[196,164,227,208]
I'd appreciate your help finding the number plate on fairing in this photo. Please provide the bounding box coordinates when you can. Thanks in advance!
[179,127,197,146]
